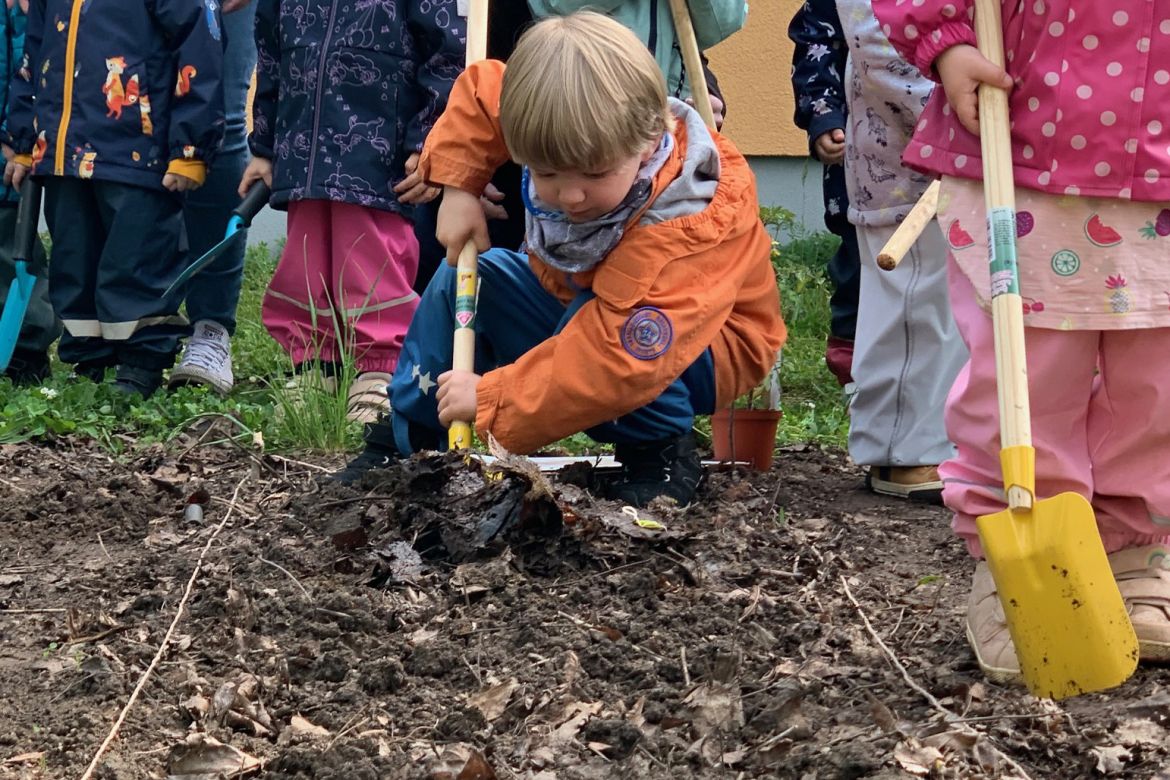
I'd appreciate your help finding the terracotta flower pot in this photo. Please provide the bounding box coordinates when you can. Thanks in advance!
[710,408,782,471]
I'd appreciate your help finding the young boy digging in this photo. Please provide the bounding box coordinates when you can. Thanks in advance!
[332,11,785,506]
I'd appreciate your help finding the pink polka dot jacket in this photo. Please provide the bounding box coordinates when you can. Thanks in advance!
[872,0,1170,202]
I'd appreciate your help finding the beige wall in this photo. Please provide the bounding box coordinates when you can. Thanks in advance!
[707,0,806,157]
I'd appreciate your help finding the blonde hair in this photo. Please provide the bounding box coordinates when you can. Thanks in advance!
[500,11,674,171]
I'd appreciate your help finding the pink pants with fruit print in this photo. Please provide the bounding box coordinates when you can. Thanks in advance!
[942,256,1170,558]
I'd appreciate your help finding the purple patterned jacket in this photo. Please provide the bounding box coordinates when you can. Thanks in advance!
[250,0,465,213]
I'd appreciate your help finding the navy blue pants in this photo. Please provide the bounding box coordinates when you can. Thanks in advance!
[181,2,258,334]
[388,249,716,454]
[43,178,188,370]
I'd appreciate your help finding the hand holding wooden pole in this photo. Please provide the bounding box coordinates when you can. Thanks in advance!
[668,0,716,130]
[448,0,489,451]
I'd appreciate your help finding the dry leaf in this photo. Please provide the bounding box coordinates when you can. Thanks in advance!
[166,733,261,778]
[467,678,519,722]
[1091,745,1131,775]
[865,692,898,735]
[683,682,744,737]
[1113,718,1166,747]
[289,714,330,739]
[552,701,603,743]
[456,750,497,780]
[893,738,944,777]
[0,574,24,587]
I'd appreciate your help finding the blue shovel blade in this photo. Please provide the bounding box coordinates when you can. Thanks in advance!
[0,260,35,373]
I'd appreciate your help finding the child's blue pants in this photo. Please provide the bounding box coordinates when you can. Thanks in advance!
[388,249,715,454]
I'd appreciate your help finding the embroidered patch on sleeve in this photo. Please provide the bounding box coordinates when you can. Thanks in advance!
[621,307,673,360]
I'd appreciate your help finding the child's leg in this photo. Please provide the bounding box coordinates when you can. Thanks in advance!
[388,248,567,452]
[328,202,419,373]
[1087,328,1170,549]
[262,200,336,367]
[850,221,965,468]
[41,179,116,370]
[89,181,188,371]
[942,256,1099,556]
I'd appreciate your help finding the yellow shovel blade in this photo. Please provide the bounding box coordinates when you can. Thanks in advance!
[977,491,1138,700]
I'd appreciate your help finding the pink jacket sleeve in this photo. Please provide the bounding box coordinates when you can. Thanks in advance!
[871,0,977,79]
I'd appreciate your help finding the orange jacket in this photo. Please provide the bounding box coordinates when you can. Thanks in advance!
[419,61,786,454]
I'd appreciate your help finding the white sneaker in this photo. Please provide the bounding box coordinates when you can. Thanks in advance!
[169,320,234,395]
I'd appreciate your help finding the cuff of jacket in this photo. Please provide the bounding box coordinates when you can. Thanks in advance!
[418,148,494,196]
[12,153,32,168]
[473,370,504,448]
[166,158,207,185]
[909,21,977,80]
[807,112,847,155]
[248,134,275,161]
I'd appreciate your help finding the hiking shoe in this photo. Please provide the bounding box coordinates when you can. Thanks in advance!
[4,348,50,386]
[169,320,234,395]
[866,465,944,504]
[329,416,401,485]
[111,364,164,397]
[1109,545,1170,661]
[609,432,703,507]
[347,371,392,423]
[965,560,1023,685]
[825,336,854,386]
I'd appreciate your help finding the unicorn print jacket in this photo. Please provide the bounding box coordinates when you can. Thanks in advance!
[250,0,464,213]
[6,0,224,189]
[874,0,1170,202]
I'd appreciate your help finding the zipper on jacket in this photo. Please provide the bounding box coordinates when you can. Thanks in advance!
[306,0,340,186]
[55,0,85,174]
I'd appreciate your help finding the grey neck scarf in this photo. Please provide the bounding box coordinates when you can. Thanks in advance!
[523,134,674,274]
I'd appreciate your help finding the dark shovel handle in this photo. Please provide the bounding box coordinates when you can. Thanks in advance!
[14,179,42,262]
[233,181,270,228]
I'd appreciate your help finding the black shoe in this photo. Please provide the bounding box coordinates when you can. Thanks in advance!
[609,432,703,507]
[4,348,50,386]
[75,360,115,383]
[328,417,403,485]
[111,365,164,397]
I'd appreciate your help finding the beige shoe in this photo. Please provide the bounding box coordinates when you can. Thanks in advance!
[965,561,1023,685]
[866,465,943,504]
[279,368,339,408]
[1109,545,1170,661]
[347,371,392,423]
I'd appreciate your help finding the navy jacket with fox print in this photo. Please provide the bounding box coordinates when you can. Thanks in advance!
[249,0,465,214]
[6,0,225,190]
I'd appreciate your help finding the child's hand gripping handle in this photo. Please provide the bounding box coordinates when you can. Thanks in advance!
[668,0,716,130]
[14,179,41,265]
[448,0,490,451]
[974,0,1033,511]
[233,180,271,228]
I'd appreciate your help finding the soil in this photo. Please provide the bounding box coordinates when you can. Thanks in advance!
[2,437,1170,780]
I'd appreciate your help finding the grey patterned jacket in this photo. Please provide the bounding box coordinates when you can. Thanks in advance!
[250,0,465,214]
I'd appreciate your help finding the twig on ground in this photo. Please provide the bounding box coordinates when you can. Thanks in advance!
[259,556,312,599]
[840,576,1034,780]
[0,608,67,614]
[96,532,113,563]
[267,453,332,473]
[78,474,249,780]
[680,646,691,687]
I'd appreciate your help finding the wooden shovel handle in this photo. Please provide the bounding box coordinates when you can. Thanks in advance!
[668,0,717,130]
[974,0,1032,509]
[448,0,490,451]
[877,180,940,270]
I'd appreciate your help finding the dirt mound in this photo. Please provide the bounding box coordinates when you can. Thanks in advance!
[1,440,1166,779]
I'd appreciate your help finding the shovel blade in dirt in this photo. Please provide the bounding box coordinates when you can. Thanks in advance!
[978,486,1137,699]
[0,180,43,372]
[163,180,270,300]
